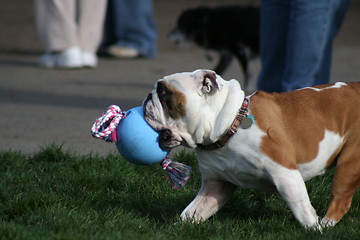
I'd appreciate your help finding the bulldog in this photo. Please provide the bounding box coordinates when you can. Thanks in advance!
[143,69,360,229]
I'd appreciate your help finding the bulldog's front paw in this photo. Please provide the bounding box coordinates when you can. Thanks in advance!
[180,209,203,223]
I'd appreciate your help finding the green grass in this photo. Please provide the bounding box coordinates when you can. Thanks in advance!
[0,144,359,240]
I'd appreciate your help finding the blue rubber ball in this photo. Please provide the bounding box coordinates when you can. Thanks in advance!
[115,106,169,165]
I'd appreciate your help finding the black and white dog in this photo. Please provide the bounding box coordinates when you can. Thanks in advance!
[168,6,260,89]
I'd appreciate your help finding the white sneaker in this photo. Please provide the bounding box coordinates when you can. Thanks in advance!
[81,51,97,68]
[39,46,82,69]
[56,46,82,68]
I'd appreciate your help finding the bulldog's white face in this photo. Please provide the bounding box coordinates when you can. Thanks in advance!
[143,69,244,150]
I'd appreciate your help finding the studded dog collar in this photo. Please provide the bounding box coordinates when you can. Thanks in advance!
[197,97,253,150]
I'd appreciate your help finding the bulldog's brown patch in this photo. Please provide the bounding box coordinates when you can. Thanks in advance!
[250,82,360,170]
[157,81,186,119]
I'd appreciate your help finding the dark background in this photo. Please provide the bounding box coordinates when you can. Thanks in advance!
[0,0,359,155]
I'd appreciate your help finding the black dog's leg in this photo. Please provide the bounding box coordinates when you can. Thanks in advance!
[213,49,233,75]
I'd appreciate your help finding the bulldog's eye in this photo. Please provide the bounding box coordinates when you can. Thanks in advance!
[157,85,167,96]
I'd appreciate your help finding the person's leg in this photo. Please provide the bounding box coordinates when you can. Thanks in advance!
[314,0,351,85]
[109,0,157,58]
[281,0,335,91]
[257,0,290,92]
[78,0,107,54]
[77,0,107,67]
[34,0,77,52]
[34,0,82,68]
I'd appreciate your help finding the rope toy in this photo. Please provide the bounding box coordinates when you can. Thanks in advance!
[161,158,192,189]
[91,105,192,189]
[91,105,125,142]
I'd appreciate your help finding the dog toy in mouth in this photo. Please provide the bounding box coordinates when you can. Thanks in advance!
[91,105,192,189]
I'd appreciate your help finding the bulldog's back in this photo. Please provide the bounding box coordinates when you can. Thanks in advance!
[249,82,360,170]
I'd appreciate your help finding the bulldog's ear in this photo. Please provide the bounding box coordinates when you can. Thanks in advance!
[200,70,223,94]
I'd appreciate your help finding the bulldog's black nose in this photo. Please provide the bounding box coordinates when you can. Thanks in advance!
[159,129,172,141]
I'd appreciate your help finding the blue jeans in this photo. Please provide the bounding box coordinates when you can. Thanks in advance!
[104,0,157,57]
[257,0,350,92]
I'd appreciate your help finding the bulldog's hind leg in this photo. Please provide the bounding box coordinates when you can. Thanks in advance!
[180,180,236,222]
[322,149,360,227]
